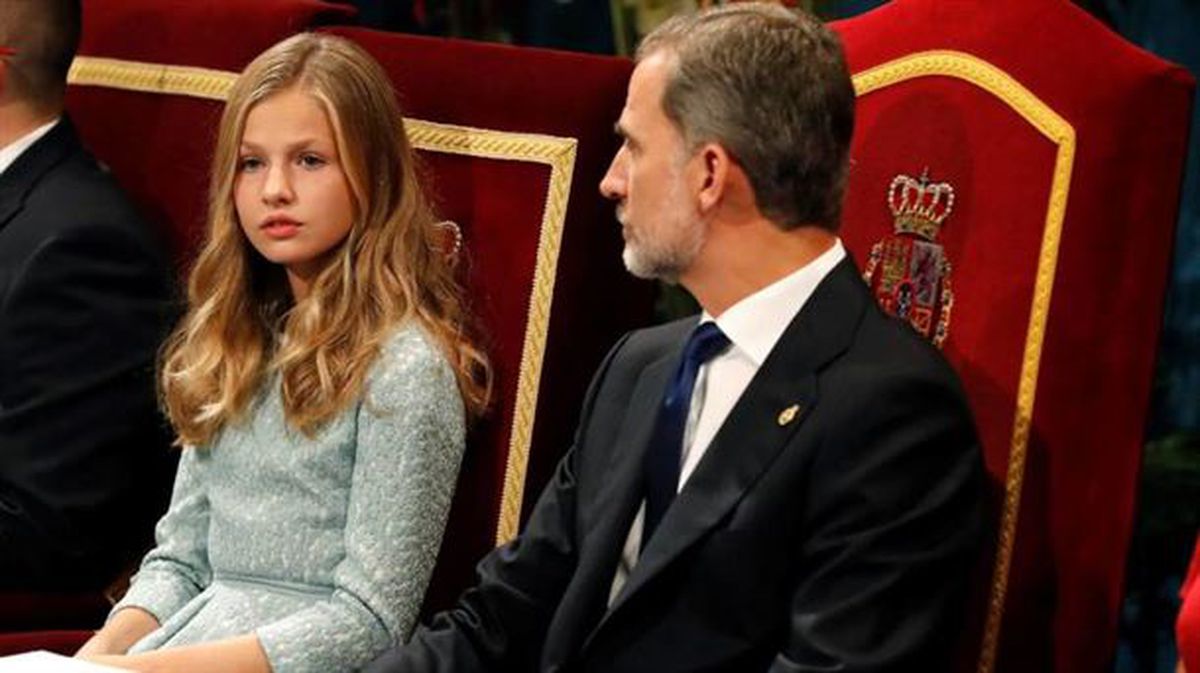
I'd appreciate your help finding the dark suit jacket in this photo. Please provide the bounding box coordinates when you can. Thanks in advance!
[0,118,177,590]
[369,258,985,672]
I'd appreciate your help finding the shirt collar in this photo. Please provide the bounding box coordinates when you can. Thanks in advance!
[0,117,60,177]
[703,238,846,366]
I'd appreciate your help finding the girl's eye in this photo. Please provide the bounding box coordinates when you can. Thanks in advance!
[298,153,326,169]
[238,156,264,172]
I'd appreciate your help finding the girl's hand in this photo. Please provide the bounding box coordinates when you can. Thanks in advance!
[76,631,128,659]
[82,635,270,673]
[75,607,159,659]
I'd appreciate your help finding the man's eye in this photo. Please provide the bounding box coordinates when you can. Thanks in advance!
[238,157,263,172]
[299,153,326,169]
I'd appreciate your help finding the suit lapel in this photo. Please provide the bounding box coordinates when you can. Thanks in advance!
[546,330,687,665]
[590,352,678,525]
[0,118,78,230]
[593,258,869,637]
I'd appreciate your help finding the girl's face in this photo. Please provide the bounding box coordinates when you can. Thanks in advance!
[234,86,356,299]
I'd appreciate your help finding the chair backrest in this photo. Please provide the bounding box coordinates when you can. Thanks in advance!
[831,1,1195,671]
[64,0,652,618]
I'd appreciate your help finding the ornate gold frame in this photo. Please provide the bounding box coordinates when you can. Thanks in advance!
[852,50,1076,673]
[68,55,577,549]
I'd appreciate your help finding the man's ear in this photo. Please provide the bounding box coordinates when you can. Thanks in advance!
[696,142,733,214]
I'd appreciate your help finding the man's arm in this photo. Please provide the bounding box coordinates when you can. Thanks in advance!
[0,221,175,587]
[770,365,986,673]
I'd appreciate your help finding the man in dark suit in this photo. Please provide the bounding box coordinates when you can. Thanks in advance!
[0,0,176,590]
[368,4,985,672]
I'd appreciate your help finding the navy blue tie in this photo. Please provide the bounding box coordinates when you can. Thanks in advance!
[643,321,731,548]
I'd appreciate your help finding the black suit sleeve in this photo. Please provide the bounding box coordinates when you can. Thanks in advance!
[365,333,632,673]
[769,366,985,673]
[0,222,176,588]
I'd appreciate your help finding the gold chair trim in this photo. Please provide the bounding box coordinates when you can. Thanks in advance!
[853,50,1076,673]
[68,55,577,550]
[69,56,236,100]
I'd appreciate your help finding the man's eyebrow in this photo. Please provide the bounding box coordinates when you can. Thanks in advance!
[614,123,635,147]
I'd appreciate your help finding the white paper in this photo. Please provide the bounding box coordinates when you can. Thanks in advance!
[0,651,127,672]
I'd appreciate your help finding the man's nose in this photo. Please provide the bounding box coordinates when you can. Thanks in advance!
[599,148,627,200]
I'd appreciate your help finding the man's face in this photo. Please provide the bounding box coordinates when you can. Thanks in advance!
[600,51,705,283]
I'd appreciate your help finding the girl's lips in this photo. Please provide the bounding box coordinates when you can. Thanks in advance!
[262,220,301,239]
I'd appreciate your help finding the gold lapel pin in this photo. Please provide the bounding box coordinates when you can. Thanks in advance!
[777,403,803,426]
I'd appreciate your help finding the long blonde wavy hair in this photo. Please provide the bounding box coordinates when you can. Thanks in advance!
[161,33,490,447]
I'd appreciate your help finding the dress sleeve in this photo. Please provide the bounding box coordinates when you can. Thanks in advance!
[111,447,213,625]
[255,329,466,673]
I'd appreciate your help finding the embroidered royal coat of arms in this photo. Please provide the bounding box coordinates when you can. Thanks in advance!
[862,169,955,348]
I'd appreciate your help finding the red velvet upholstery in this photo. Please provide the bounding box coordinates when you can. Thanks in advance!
[831,2,1195,672]
[5,0,650,644]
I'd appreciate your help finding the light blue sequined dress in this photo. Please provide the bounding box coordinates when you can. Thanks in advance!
[112,324,465,672]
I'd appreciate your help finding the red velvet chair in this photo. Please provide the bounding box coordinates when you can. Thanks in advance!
[2,0,651,655]
[831,2,1194,671]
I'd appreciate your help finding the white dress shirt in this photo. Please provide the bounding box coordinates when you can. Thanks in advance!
[0,118,59,176]
[609,238,847,604]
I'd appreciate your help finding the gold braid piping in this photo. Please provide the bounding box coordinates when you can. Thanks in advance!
[405,120,578,546]
[69,56,236,100]
[67,55,578,550]
[853,50,1075,673]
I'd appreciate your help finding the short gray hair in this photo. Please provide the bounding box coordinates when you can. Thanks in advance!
[637,3,854,231]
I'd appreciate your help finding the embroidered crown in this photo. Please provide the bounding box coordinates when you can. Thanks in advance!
[887,169,955,241]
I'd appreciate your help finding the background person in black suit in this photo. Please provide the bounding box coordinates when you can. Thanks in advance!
[367,4,985,672]
[0,0,176,591]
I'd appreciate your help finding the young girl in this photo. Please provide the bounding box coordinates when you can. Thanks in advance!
[76,33,488,673]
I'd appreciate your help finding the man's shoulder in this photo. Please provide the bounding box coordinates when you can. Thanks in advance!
[578,316,694,397]
[824,301,968,406]
[27,145,143,225]
[0,141,170,300]
[617,315,696,361]
[7,141,163,267]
